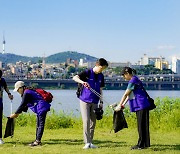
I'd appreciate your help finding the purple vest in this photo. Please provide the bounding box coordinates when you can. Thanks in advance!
[128,76,150,112]
[79,69,104,104]
[25,89,51,115]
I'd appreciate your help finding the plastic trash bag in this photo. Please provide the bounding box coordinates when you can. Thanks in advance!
[113,110,128,133]
[4,117,15,138]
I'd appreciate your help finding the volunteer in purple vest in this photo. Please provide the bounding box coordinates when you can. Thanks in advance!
[73,58,108,149]
[0,70,13,144]
[10,81,51,146]
[114,67,150,150]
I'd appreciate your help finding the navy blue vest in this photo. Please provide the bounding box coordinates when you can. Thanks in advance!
[79,69,104,104]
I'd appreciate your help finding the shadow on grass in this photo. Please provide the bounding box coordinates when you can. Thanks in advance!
[151,144,180,151]
[16,138,126,147]
[6,140,179,151]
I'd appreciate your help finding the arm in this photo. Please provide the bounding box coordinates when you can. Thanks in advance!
[119,89,131,106]
[114,89,131,111]
[2,79,13,100]
[4,87,13,100]
[10,92,31,118]
[73,75,90,89]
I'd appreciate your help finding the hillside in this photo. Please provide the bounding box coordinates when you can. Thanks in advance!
[0,51,98,64]
[46,51,97,63]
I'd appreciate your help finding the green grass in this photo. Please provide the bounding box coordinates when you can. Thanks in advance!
[0,126,179,154]
[0,97,179,153]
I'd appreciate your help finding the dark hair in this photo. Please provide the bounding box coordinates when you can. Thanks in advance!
[121,67,136,75]
[96,58,108,67]
[0,70,2,78]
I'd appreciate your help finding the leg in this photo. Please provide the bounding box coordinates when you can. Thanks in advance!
[89,103,98,143]
[136,109,150,148]
[36,115,39,140]
[36,113,47,141]
[80,100,91,144]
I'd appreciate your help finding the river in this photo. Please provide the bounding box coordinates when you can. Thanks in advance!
[2,90,180,117]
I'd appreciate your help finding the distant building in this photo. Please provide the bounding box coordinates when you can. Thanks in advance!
[155,60,169,70]
[109,62,131,68]
[172,56,180,74]
[140,54,166,66]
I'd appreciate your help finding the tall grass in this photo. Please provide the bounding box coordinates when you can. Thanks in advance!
[3,97,179,131]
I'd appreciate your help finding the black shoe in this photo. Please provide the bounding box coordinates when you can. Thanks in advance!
[131,145,143,150]
[29,140,42,146]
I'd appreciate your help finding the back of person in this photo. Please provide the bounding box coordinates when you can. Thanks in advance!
[24,89,51,115]
[128,76,150,112]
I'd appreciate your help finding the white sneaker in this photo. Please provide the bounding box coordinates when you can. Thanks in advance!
[83,143,91,149]
[90,143,97,149]
[0,139,4,145]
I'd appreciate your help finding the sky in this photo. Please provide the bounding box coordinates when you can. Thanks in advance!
[0,0,180,64]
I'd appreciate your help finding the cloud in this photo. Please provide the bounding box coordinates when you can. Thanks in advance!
[157,45,176,50]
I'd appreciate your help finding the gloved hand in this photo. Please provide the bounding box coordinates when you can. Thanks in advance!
[114,104,125,112]
[114,105,121,112]
[109,103,118,109]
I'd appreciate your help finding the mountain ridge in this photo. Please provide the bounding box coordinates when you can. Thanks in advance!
[0,51,98,64]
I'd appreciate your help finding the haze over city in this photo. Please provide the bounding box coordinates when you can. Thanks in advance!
[0,0,180,63]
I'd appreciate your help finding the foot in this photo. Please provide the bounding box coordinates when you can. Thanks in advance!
[0,139,4,145]
[29,140,42,146]
[83,143,91,149]
[90,143,97,148]
[131,145,143,150]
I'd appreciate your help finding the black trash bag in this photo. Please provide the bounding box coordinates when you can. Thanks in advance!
[4,117,15,138]
[94,108,104,120]
[113,110,128,133]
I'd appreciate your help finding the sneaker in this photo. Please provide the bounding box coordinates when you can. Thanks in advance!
[29,140,42,146]
[0,139,4,145]
[83,143,91,149]
[131,145,143,150]
[90,143,97,149]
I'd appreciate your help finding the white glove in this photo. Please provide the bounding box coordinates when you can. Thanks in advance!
[109,103,118,109]
[114,105,121,112]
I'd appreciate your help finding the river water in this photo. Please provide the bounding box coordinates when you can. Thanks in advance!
[2,90,180,117]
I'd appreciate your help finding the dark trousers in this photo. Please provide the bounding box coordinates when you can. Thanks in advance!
[0,108,2,138]
[36,113,47,141]
[136,109,150,148]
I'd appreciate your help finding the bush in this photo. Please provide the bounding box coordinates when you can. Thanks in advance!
[3,97,179,131]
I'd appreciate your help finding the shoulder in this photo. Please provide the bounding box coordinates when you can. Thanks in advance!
[24,89,35,95]
[79,68,92,76]
[129,76,140,84]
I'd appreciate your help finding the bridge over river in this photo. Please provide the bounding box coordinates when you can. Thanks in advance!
[5,74,180,90]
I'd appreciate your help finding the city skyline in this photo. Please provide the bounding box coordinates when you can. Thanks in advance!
[0,0,180,63]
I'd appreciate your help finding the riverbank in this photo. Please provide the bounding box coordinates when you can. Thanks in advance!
[1,127,179,154]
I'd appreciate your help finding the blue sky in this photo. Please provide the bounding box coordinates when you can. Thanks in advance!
[0,0,180,63]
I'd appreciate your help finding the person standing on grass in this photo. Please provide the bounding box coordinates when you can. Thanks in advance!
[73,58,108,149]
[10,81,51,146]
[114,67,150,150]
[0,70,13,144]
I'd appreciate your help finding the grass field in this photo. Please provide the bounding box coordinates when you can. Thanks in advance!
[0,126,179,154]
[1,97,179,153]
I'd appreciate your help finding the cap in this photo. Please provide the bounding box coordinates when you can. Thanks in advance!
[13,81,25,92]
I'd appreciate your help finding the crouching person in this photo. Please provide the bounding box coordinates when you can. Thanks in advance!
[10,81,51,146]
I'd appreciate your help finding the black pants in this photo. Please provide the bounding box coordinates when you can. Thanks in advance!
[36,113,47,141]
[136,109,150,148]
[0,108,2,138]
